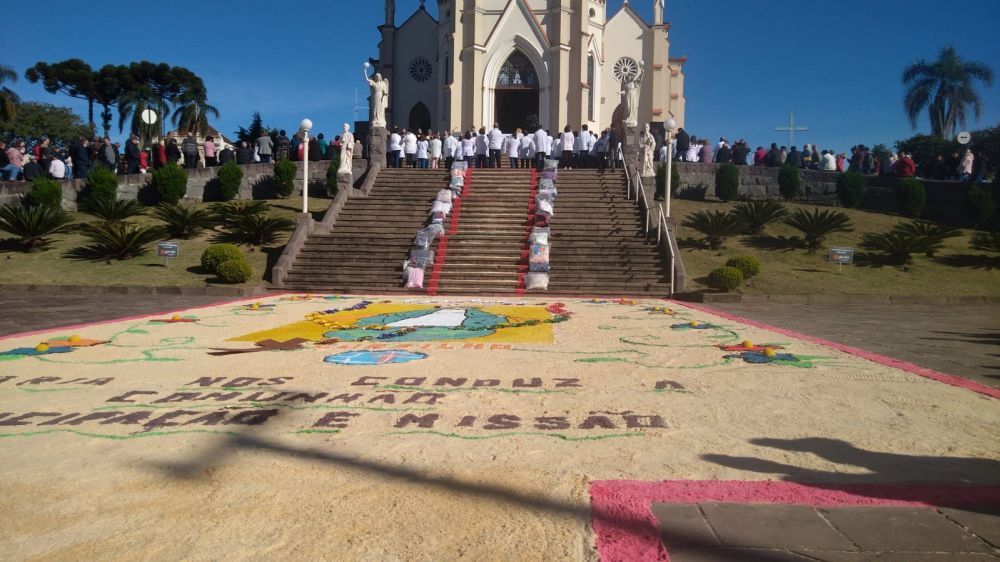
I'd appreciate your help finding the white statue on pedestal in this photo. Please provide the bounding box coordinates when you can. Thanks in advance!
[339,123,354,174]
[620,61,645,127]
[640,123,656,177]
[364,63,389,129]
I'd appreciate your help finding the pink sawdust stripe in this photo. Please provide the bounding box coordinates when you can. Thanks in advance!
[0,292,292,342]
[673,300,1000,400]
[589,479,1000,562]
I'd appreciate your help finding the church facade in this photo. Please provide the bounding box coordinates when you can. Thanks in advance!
[374,0,686,135]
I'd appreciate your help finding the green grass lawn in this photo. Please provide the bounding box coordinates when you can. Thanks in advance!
[0,196,332,289]
[670,199,1000,296]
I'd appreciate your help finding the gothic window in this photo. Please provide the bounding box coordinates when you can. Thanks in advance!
[587,54,595,122]
[613,57,640,83]
[496,52,538,89]
[409,57,433,83]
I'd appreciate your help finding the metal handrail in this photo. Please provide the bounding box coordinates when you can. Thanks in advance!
[660,211,675,297]
[635,174,650,236]
[616,143,631,200]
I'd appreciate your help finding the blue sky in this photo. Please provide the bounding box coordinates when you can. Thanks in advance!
[3,0,998,152]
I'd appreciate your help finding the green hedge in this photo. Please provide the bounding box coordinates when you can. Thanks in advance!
[777,164,801,200]
[28,178,63,210]
[707,266,744,291]
[895,178,927,218]
[725,255,762,279]
[836,171,866,208]
[151,164,188,204]
[217,257,252,283]
[715,164,740,202]
[200,243,244,274]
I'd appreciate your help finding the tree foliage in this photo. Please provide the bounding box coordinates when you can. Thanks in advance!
[69,222,164,262]
[902,46,994,139]
[0,64,19,123]
[0,101,93,147]
[731,200,787,235]
[681,210,743,250]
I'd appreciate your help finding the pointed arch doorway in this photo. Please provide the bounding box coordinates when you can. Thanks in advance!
[408,102,431,132]
[494,51,539,132]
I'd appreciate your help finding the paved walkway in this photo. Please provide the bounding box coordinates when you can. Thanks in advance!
[0,290,231,337]
[708,302,1000,391]
[654,503,1000,561]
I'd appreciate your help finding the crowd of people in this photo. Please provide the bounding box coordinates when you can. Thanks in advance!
[1,123,988,185]
[384,124,620,172]
[666,127,988,182]
[0,127,366,182]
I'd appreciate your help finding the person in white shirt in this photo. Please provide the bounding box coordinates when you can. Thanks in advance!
[519,133,534,169]
[533,127,548,171]
[821,150,836,171]
[48,157,66,179]
[487,124,504,168]
[596,130,611,172]
[444,131,460,168]
[403,130,418,168]
[429,133,443,169]
[504,128,522,168]
[388,129,402,168]
[461,131,475,162]
[416,136,429,169]
[685,140,700,163]
[474,127,489,169]
[573,128,585,169]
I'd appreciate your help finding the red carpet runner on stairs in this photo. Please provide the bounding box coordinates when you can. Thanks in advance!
[425,168,472,296]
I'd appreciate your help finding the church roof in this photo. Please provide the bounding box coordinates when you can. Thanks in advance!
[398,2,437,29]
[482,0,551,50]
[608,1,650,30]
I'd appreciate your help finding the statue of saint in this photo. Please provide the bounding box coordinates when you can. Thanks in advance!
[620,61,644,127]
[364,63,389,128]
[640,123,656,177]
[339,123,354,174]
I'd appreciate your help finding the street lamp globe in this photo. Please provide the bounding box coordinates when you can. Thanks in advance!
[300,118,313,131]
[665,118,677,131]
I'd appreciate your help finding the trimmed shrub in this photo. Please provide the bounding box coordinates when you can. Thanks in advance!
[201,243,243,274]
[654,162,682,200]
[85,165,119,203]
[836,171,866,208]
[777,163,802,200]
[217,257,252,283]
[715,164,740,202]
[150,164,188,204]
[216,160,244,201]
[726,255,762,279]
[895,177,926,218]
[707,266,744,292]
[273,158,297,198]
[28,177,63,210]
[966,184,996,228]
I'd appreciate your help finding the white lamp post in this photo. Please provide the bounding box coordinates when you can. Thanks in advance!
[664,117,676,219]
[299,118,313,215]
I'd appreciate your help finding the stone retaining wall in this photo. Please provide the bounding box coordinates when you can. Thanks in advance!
[674,162,999,228]
[0,159,368,211]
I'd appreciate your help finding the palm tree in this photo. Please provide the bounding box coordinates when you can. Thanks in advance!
[171,86,219,136]
[902,46,994,139]
[0,64,20,122]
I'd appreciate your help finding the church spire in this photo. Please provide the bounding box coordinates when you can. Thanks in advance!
[385,0,395,27]
[653,0,664,25]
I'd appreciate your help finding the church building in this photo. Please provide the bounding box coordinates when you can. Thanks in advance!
[373,0,686,135]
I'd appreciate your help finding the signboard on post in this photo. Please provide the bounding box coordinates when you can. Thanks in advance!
[157,242,179,266]
[956,131,971,145]
[829,247,854,266]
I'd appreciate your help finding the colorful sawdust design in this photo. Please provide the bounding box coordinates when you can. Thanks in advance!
[323,350,429,365]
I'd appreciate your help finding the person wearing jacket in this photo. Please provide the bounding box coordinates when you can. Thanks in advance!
[674,128,690,161]
[786,146,802,168]
[275,130,290,161]
[255,132,274,163]
[125,135,141,174]
[236,141,253,165]
[165,138,181,164]
[181,133,199,169]
[71,138,91,179]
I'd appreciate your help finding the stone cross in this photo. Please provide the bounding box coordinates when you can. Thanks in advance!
[775,112,809,147]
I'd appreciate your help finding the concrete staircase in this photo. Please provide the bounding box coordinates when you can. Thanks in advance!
[281,168,448,293]
[278,166,674,296]
[547,170,672,296]
[433,168,533,294]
